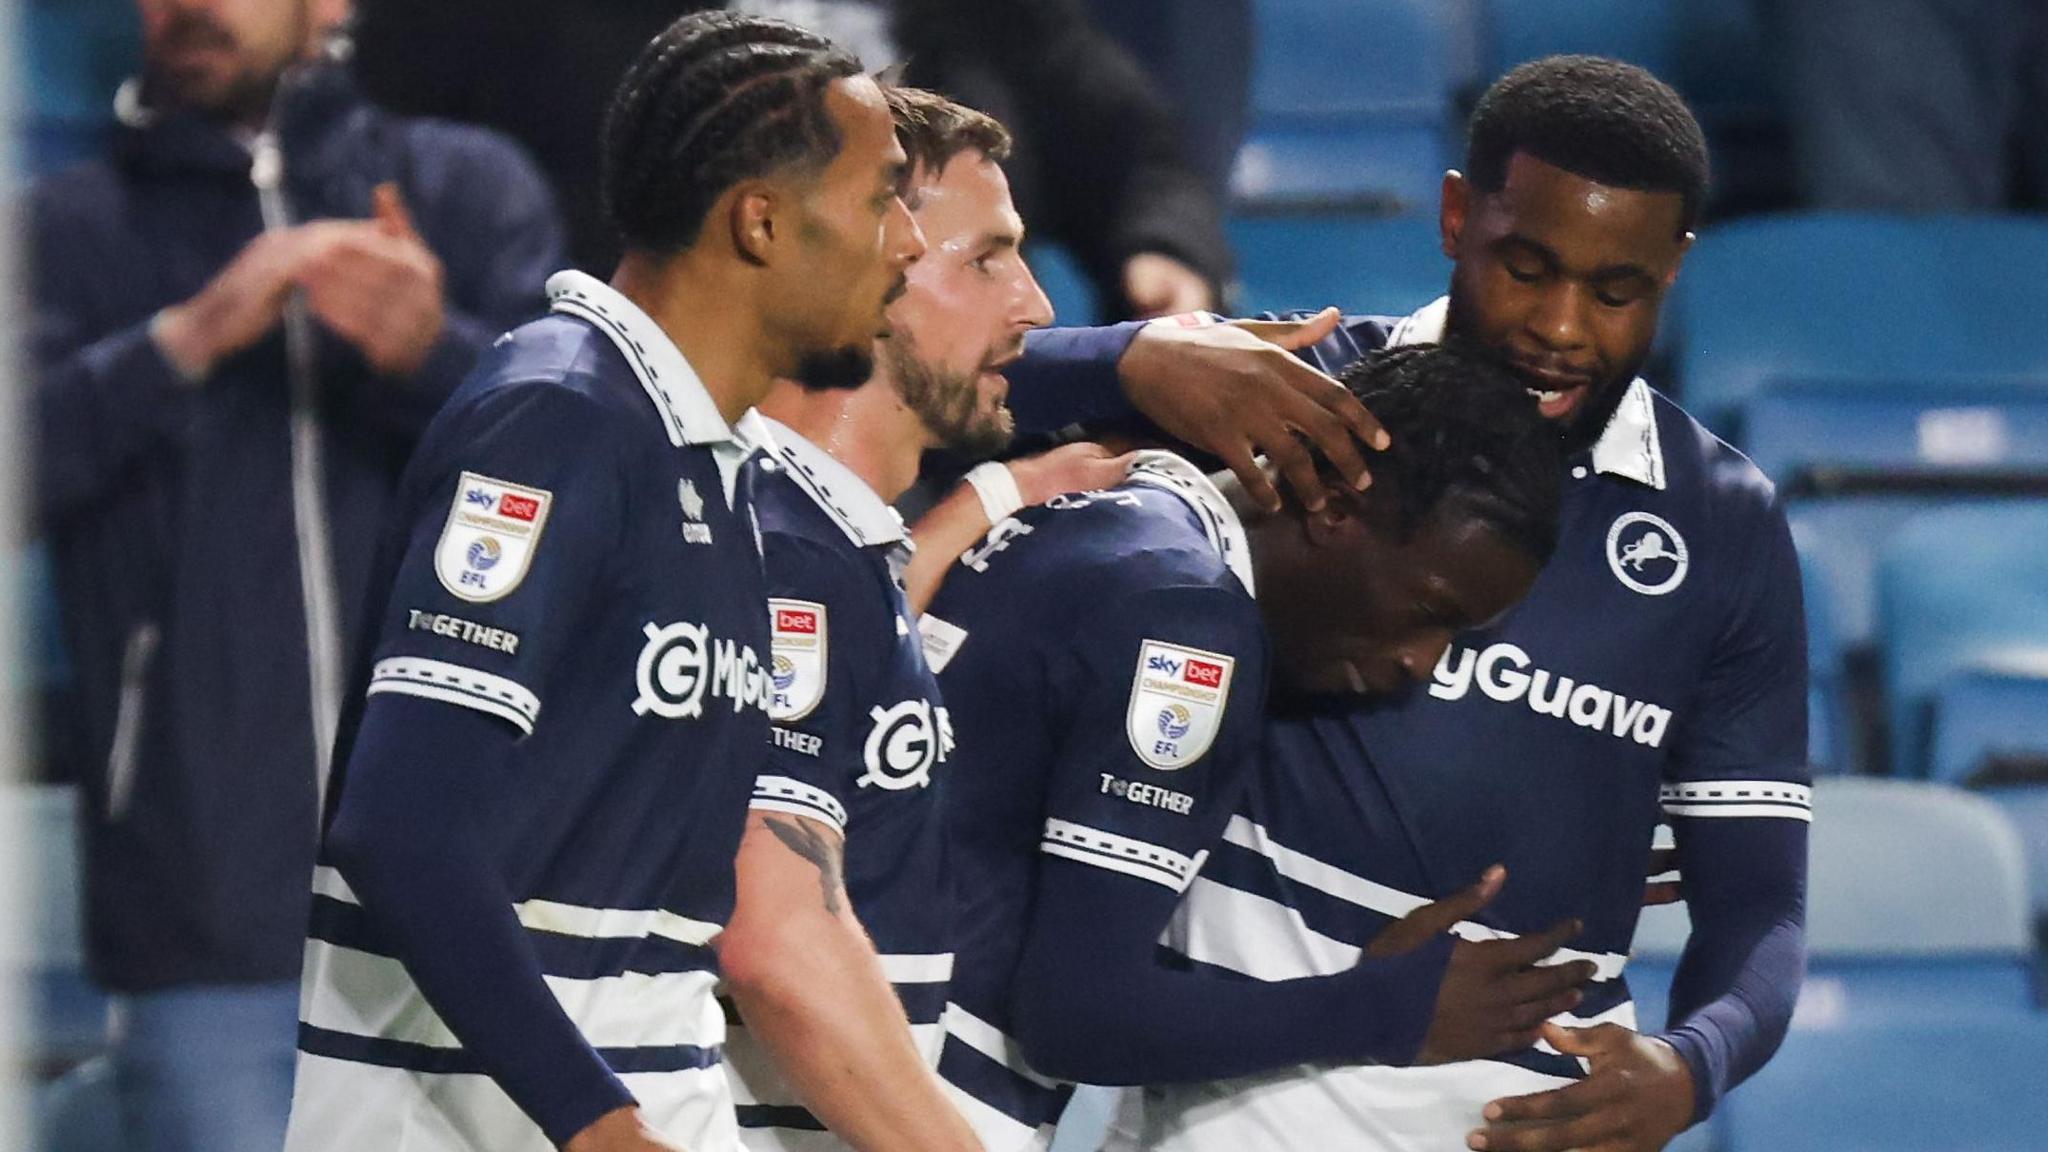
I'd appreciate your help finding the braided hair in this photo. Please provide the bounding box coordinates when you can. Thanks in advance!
[601,11,864,254]
[1466,55,1709,233]
[1337,343,1565,564]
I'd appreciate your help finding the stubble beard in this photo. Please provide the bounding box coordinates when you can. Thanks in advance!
[885,335,1014,461]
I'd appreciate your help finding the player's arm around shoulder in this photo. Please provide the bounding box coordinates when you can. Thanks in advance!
[717,531,984,1152]
[903,443,1134,615]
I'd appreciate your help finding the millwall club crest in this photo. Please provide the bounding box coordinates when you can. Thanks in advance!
[1606,511,1689,596]
[767,599,828,721]
[1126,639,1235,771]
[435,472,553,602]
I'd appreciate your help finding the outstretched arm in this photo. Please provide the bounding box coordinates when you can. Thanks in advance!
[1006,310,1386,511]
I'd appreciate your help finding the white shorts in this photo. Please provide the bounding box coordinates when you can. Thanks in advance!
[283,1053,738,1152]
[1104,1061,1578,1152]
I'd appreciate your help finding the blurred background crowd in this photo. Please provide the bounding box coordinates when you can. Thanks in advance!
[10,1,2048,1150]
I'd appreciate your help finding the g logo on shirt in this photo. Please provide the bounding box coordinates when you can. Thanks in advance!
[857,699,954,790]
[1606,511,1689,596]
[633,621,773,719]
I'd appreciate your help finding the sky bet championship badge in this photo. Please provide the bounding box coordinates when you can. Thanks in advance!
[435,472,553,602]
[767,599,828,722]
[1126,640,1235,771]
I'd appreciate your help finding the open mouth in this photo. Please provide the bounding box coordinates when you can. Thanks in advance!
[1515,364,1596,420]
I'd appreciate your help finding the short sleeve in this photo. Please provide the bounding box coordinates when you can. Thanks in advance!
[1662,496,1813,824]
[1038,586,1268,893]
[750,531,888,835]
[364,379,625,737]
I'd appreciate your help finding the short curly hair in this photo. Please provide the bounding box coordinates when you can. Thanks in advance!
[1466,54,1710,233]
[601,11,864,254]
[1336,343,1564,564]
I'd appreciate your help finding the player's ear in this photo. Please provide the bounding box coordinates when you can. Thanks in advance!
[1439,170,1468,259]
[728,181,779,267]
[1301,488,1370,548]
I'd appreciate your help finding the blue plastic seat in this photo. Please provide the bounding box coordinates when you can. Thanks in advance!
[1480,0,1676,79]
[1791,523,1850,773]
[1877,505,2048,776]
[1979,784,2048,941]
[1234,0,1469,210]
[1740,382,2048,488]
[1926,662,2048,786]
[3,785,109,1077]
[1673,215,2048,440]
[1633,778,2033,962]
[1632,779,2038,1148]
[1227,213,1446,317]
[1715,1013,2048,1152]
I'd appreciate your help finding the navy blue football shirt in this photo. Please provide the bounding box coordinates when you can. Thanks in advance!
[1123,300,1810,1151]
[921,453,1269,1151]
[722,419,957,1148]
[290,272,775,1152]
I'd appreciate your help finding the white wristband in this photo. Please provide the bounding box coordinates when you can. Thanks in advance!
[964,461,1025,525]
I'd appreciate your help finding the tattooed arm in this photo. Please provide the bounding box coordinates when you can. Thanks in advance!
[715,813,984,1152]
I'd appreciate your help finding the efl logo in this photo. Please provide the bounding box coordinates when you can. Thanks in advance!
[777,608,820,634]
[498,494,541,522]
[1184,659,1225,689]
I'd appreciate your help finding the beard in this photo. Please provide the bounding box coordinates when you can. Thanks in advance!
[792,342,876,393]
[885,334,1015,461]
[144,11,291,123]
[1442,274,1643,456]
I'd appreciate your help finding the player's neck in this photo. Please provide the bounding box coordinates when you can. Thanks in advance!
[757,376,927,505]
[611,251,777,427]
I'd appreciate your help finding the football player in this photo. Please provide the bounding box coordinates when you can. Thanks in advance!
[282,15,920,1152]
[925,345,1581,1152]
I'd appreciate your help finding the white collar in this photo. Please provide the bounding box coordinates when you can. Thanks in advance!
[1389,296,1666,491]
[758,417,907,548]
[546,270,763,452]
[1124,450,1257,597]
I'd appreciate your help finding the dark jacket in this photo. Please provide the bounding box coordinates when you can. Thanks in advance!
[31,63,565,992]
[349,0,1233,317]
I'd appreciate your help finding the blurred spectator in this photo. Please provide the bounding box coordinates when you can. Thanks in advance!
[352,0,1231,318]
[1083,0,1252,203]
[1762,0,2048,211]
[28,0,563,1148]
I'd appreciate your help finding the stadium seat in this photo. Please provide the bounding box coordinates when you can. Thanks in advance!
[1714,1013,2048,1152]
[1672,215,2048,440]
[1631,778,2036,1029]
[1480,0,1676,79]
[1791,523,1850,773]
[1234,0,1472,211]
[1740,383,2048,489]
[1926,661,2048,786]
[0,785,109,1077]
[1877,504,2048,777]
[1978,784,2048,942]
[37,1056,121,1152]
[1632,778,2032,961]
[1632,779,2039,1150]
[1227,213,1446,317]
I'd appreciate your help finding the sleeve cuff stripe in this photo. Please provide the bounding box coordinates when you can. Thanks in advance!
[751,776,849,828]
[1042,841,1190,889]
[1659,781,1811,806]
[1043,819,1193,875]
[1662,802,1814,821]
[750,798,849,832]
[370,658,539,728]
[367,679,536,736]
